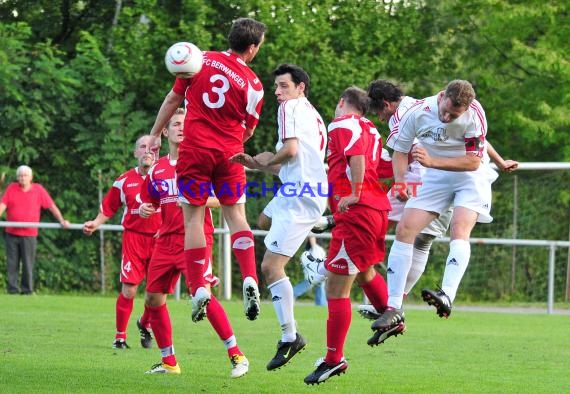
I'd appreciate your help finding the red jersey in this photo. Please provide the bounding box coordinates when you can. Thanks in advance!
[100,167,160,235]
[326,114,391,213]
[1,182,54,236]
[173,50,264,153]
[141,155,214,238]
[377,148,394,179]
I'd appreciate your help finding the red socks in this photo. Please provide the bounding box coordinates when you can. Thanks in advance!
[231,231,257,281]
[359,273,388,313]
[206,296,233,343]
[325,298,352,364]
[184,247,208,294]
[115,293,133,339]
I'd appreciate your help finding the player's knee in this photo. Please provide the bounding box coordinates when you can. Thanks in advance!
[257,213,271,230]
[355,266,376,285]
[260,260,272,279]
[414,233,436,252]
[144,292,164,307]
[121,284,137,299]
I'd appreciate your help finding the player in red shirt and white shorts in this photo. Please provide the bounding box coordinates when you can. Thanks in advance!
[139,109,249,378]
[148,18,267,323]
[303,87,394,385]
[83,135,161,349]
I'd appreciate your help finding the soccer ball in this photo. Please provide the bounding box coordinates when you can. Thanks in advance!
[164,42,203,78]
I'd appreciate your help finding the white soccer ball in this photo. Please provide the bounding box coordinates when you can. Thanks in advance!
[164,42,203,78]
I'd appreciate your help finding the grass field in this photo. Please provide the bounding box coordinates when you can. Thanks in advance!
[1,294,568,393]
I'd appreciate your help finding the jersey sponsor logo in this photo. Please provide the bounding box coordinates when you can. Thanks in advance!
[421,127,449,142]
[126,182,140,188]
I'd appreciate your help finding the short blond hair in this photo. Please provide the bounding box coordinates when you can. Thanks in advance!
[166,108,185,128]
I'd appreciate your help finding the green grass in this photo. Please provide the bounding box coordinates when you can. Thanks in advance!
[1,295,568,393]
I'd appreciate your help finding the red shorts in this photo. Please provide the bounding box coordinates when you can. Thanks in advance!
[177,145,246,205]
[146,233,185,294]
[146,233,216,294]
[325,206,388,275]
[120,231,156,284]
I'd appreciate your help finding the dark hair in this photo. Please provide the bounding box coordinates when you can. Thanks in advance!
[272,63,311,97]
[341,86,370,115]
[367,80,404,112]
[228,18,267,53]
[444,79,476,107]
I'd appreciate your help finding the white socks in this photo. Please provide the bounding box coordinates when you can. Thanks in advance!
[268,277,296,342]
[441,239,471,302]
[404,246,430,295]
[386,240,414,309]
[223,335,237,350]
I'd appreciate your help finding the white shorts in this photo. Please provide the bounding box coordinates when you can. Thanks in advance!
[388,167,422,222]
[263,195,326,257]
[405,167,493,223]
[422,207,453,237]
[390,194,452,238]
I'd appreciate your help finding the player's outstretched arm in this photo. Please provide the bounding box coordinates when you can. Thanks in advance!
[487,141,519,172]
[83,212,110,235]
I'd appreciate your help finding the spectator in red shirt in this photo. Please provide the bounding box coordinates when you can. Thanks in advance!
[0,165,70,294]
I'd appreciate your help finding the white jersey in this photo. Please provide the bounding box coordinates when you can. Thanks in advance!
[389,96,424,176]
[388,95,419,132]
[387,94,487,159]
[263,96,328,257]
[276,97,328,191]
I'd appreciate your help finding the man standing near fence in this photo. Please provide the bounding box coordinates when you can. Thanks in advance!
[83,136,161,349]
[0,165,70,295]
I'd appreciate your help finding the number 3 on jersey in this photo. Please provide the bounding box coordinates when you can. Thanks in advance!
[202,74,230,109]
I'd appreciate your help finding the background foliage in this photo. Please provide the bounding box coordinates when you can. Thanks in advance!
[0,0,568,299]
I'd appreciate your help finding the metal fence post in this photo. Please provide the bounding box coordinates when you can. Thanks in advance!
[547,244,556,314]
[222,218,232,300]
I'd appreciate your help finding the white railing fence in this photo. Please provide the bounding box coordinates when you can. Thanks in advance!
[1,162,568,314]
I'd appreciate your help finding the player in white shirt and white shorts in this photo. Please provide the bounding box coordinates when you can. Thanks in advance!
[230,64,328,371]
[371,80,491,334]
